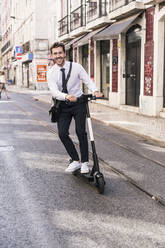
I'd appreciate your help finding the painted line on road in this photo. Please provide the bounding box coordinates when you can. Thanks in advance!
[0,146,14,152]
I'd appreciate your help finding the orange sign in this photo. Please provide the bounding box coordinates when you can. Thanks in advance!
[37,65,47,82]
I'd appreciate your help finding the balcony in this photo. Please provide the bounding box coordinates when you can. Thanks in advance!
[109,0,135,11]
[86,0,110,29]
[70,5,88,37]
[109,0,145,20]
[87,1,107,23]
[144,0,165,4]
[58,15,70,41]
[1,40,11,55]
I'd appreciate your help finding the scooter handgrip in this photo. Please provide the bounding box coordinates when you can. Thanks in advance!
[95,97,104,100]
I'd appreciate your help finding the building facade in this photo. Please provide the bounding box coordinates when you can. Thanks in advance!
[58,0,165,117]
[1,0,12,78]
[1,0,58,89]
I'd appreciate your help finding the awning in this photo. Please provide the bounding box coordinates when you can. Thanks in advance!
[93,13,142,40]
[65,35,86,50]
[65,39,75,51]
[73,27,107,47]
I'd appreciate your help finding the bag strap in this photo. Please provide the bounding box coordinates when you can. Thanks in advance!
[65,61,72,84]
[52,62,72,102]
[62,62,72,93]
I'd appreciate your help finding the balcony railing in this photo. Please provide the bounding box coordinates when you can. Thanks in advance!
[109,0,135,12]
[86,0,107,23]
[58,15,69,37]
[1,40,11,54]
[70,5,86,31]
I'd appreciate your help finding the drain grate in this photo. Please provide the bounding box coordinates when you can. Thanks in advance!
[0,146,14,152]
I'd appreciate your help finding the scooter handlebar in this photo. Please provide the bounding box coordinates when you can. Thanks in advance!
[81,94,104,101]
[94,96,105,100]
[65,94,104,104]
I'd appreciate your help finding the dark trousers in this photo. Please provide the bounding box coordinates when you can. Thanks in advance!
[57,102,88,163]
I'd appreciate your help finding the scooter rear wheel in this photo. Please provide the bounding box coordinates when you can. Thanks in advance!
[97,176,105,194]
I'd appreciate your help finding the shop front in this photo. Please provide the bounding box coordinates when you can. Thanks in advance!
[94,12,144,108]
[73,27,106,94]
[22,53,33,88]
[100,40,110,99]
[125,25,141,106]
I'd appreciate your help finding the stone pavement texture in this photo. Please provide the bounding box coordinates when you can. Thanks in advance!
[8,85,165,145]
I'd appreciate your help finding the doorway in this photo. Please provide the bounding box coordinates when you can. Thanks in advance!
[82,44,89,94]
[100,40,110,99]
[14,67,16,85]
[22,63,30,88]
[126,25,141,106]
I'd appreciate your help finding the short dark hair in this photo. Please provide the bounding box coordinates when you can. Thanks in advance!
[50,42,65,54]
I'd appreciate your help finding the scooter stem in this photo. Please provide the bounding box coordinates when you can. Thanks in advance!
[86,101,100,175]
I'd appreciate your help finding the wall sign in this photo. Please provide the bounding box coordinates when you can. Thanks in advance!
[112,56,118,65]
[15,46,23,54]
[37,65,47,82]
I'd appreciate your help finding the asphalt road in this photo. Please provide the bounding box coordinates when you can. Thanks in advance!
[0,91,165,248]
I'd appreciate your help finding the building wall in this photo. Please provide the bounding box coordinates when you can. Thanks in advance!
[57,0,165,117]
[70,0,81,11]
[1,0,12,79]
[8,0,58,89]
[153,3,165,117]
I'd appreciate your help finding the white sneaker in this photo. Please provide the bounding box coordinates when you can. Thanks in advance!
[65,161,81,173]
[81,162,90,174]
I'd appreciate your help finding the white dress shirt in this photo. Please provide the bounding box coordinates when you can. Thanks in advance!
[47,61,98,101]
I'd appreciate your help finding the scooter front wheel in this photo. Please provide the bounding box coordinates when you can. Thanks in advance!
[97,176,105,194]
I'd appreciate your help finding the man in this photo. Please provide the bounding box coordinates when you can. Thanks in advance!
[0,71,10,100]
[48,42,102,173]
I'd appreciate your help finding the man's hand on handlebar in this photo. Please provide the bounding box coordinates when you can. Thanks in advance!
[65,92,103,103]
[93,91,103,98]
[65,94,77,102]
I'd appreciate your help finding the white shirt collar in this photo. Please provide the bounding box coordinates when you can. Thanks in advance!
[55,61,69,70]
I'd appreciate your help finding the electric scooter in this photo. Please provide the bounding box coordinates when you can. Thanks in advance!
[73,94,106,194]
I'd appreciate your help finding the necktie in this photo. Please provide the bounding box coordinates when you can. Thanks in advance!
[60,68,68,93]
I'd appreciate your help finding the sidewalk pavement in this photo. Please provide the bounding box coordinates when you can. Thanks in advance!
[8,85,165,145]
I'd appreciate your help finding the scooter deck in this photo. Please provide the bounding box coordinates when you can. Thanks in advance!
[73,169,94,182]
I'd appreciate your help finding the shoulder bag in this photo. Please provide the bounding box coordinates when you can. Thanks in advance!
[49,62,72,122]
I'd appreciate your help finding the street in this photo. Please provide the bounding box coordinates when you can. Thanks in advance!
[0,90,165,248]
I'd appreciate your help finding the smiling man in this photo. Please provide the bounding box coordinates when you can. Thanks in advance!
[48,42,102,173]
